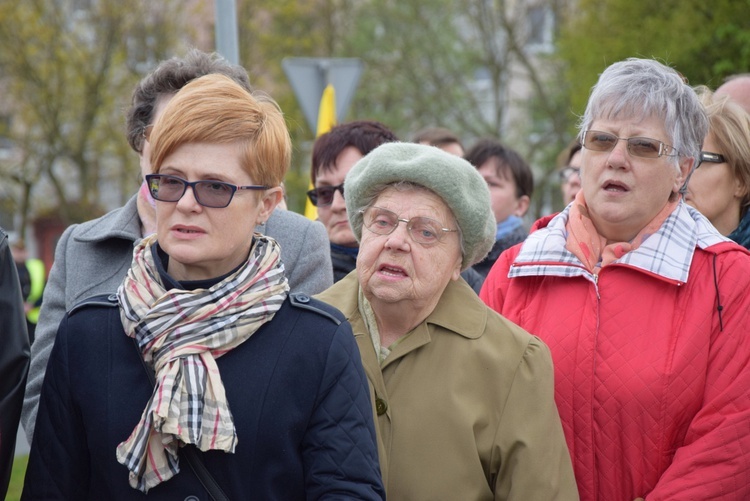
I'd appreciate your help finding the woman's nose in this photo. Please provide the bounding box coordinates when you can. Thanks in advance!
[384,221,411,250]
[330,188,346,211]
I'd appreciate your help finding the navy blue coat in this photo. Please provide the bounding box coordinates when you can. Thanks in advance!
[22,293,384,500]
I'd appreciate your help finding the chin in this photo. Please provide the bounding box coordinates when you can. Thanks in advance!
[331,235,357,247]
[164,244,206,265]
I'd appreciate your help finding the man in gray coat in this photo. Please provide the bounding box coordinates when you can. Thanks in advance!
[22,50,333,443]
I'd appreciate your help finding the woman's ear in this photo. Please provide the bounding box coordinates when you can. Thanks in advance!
[674,157,694,192]
[450,254,462,281]
[258,186,283,223]
[513,195,531,217]
[734,177,749,200]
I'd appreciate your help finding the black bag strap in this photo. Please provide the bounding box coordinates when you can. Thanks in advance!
[132,338,231,501]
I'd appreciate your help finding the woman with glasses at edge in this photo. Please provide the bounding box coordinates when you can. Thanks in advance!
[480,58,750,501]
[22,74,384,500]
[556,138,583,207]
[684,86,750,249]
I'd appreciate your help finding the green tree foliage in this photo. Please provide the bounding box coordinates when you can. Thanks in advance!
[558,0,750,123]
[236,0,356,212]
[340,0,575,216]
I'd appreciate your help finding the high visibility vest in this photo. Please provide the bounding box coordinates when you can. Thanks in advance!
[25,258,45,324]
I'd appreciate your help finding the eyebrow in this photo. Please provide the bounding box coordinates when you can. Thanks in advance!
[159,166,238,182]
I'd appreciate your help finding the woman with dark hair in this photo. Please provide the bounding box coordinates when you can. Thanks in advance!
[307,120,398,282]
[464,138,534,278]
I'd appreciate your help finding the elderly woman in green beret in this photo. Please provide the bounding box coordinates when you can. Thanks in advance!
[316,142,578,500]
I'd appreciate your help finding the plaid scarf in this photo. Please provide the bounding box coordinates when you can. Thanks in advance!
[566,190,677,274]
[115,233,288,492]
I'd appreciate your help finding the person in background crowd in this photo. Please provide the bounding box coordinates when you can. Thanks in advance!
[715,73,750,113]
[410,127,487,290]
[685,86,750,248]
[307,120,398,282]
[412,126,465,157]
[10,240,45,343]
[0,227,29,500]
[481,58,750,500]
[464,138,533,279]
[557,138,583,207]
[22,74,384,500]
[317,142,578,500]
[21,49,333,444]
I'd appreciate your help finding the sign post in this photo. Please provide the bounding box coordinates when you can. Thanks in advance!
[282,58,363,133]
[215,0,240,64]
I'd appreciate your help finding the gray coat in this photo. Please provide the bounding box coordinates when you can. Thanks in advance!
[21,195,332,442]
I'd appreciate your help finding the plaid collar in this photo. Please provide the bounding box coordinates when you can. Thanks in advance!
[510,200,729,284]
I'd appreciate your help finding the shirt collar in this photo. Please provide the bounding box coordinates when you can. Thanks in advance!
[511,200,729,284]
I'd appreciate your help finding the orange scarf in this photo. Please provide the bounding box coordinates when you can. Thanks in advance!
[565,191,677,274]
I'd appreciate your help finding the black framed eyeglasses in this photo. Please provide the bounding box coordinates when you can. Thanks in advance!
[359,206,458,245]
[145,174,269,208]
[698,151,726,167]
[307,183,344,207]
[582,130,680,158]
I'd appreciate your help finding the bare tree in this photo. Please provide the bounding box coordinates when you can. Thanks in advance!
[340,0,575,215]
[0,0,191,239]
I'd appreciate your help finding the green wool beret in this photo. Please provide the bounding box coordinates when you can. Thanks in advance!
[345,142,496,270]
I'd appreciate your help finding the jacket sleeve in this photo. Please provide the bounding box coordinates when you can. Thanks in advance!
[0,231,30,498]
[21,312,89,500]
[646,252,750,500]
[493,336,579,501]
[21,224,75,443]
[286,219,333,295]
[302,321,385,500]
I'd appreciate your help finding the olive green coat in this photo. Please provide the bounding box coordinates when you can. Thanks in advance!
[317,273,579,501]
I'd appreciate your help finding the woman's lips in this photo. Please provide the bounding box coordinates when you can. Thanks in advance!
[603,180,629,192]
[378,264,408,277]
[171,225,205,238]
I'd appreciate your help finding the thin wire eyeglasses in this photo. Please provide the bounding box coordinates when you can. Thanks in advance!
[359,206,458,245]
[559,166,580,182]
[582,130,680,158]
[145,174,269,209]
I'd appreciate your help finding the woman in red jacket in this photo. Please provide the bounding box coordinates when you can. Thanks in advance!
[480,58,750,501]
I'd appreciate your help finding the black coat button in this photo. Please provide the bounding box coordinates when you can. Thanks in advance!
[375,398,388,415]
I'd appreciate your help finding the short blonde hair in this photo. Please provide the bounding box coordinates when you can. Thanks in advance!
[696,85,750,213]
[149,74,291,188]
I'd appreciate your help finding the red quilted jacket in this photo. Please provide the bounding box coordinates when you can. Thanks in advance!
[480,207,750,501]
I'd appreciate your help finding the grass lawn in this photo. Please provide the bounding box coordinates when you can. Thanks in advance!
[6,455,28,501]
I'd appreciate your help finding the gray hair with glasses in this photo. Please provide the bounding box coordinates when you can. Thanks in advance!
[578,58,708,172]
